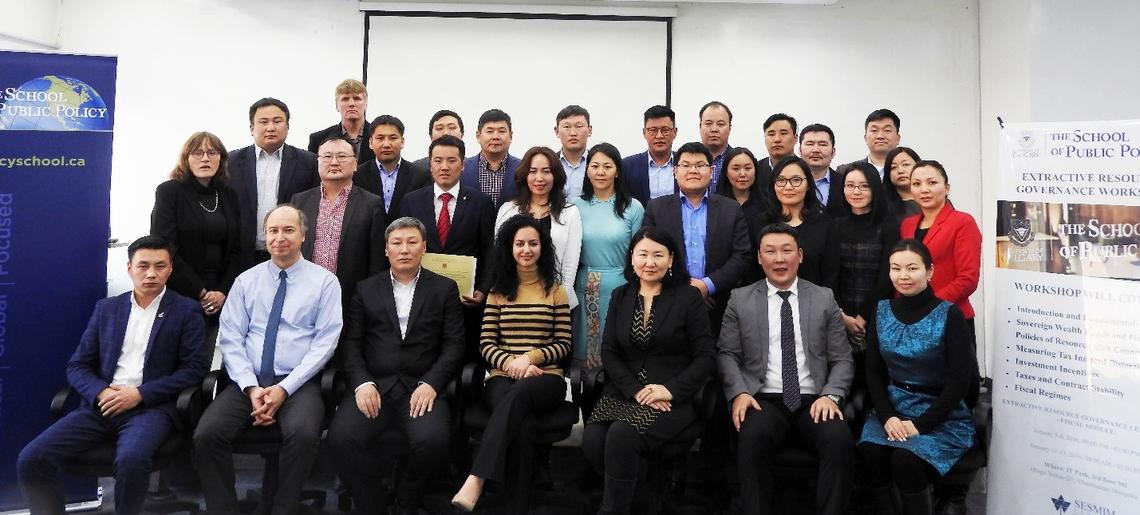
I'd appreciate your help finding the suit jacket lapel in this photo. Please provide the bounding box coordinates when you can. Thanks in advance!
[379,274,400,336]
[405,273,428,338]
[704,197,718,258]
[447,188,473,251]
[277,146,295,203]
[796,283,813,354]
[339,188,363,257]
[142,293,172,370]
[753,282,769,361]
[925,204,953,242]
[109,293,132,377]
[241,148,258,208]
[648,287,675,341]
[415,190,443,251]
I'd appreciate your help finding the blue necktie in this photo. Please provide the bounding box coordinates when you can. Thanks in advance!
[777,290,801,411]
[259,270,287,387]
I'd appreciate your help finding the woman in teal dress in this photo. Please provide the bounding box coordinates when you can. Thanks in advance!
[858,239,976,515]
[572,143,644,370]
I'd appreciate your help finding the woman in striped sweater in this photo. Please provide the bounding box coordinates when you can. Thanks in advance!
[452,214,573,511]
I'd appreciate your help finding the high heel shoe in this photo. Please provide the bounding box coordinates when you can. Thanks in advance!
[451,493,476,512]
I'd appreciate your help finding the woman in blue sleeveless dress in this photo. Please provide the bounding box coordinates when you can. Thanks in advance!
[858,239,976,515]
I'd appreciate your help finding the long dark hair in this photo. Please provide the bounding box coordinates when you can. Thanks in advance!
[714,147,765,203]
[759,155,824,224]
[489,214,560,300]
[882,146,921,211]
[513,146,568,223]
[622,227,690,288]
[839,161,890,224]
[580,142,635,218]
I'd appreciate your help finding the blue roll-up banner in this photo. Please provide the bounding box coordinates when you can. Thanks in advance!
[0,50,116,511]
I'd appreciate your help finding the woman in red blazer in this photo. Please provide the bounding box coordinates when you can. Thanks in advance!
[898,160,981,322]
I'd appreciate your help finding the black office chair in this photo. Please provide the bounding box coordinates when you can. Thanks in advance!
[458,357,584,515]
[200,368,340,515]
[47,385,203,515]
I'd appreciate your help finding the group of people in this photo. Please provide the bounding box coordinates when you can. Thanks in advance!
[16,78,984,515]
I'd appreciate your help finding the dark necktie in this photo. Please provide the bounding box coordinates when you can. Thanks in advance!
[777,290,801,411]
[259,270,287,387]
[437,192,453,247]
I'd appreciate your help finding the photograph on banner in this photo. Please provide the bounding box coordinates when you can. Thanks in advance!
[990,119,1140,515]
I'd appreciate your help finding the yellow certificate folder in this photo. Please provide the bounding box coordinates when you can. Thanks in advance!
[421,253,476,298]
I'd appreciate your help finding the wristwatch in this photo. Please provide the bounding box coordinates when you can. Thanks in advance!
[826,394,843,406]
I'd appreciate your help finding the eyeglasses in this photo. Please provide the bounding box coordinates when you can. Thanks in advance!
[676,163,710,172]
[644,127,675,136]
[190,150,220,159]
[318,153,355,162]
[774,176,805,188]
[844,183,871,192]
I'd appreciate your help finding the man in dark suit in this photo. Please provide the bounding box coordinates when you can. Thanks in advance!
[307,79,374,165]
[353,115,430,225]
[699,101,733,192]
[717,223,855,515]
[292,136,386,305]
[460,108,521,209]
[401,135,495,357]
[328,216,465,515]
[642,141,750,337]
[756,113,799,192]
[228,97,319,267]
[622,104,677,207]
[413,109,464,171]
[17,236,208,515]
[800,123,848,218]
[837,108,901,181]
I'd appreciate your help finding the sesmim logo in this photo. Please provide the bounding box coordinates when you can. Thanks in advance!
[1051,494,1118,515]
[1008,218,1034,247]
[1053,495,1072,513]
[0,75,111,131]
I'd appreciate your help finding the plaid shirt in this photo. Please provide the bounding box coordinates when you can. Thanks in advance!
[477,155,507,206]
[313,184,352,274]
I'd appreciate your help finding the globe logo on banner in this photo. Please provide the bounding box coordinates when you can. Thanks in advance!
[0,75,111,131]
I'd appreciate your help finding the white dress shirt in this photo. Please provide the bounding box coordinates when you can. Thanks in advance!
[111,288,167,386]
[759,278,817,395]
[432,181,462,224]
[392,268,421,339]
[254,145,284,249]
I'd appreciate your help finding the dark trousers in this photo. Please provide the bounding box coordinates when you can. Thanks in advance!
[193,381,323,515]
[18,406,173,515]
[857,442,938,494]
[736,394,854,515]
[327,382,452,513]
[470,374,566,482]
[581,421,650,481]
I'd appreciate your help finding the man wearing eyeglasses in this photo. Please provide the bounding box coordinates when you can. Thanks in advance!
[622,105,678,206]
[353,115,430,225]
[699,101,733,192]
[555,105,593,199]
[291,137,385,306]
[799,123,848,217]
[642,141,751,338]
[229,97,319,267]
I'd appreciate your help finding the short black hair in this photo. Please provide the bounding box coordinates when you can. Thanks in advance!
[129,235,173,262]
[763,113,797,133]
[799,123,835,145]
[643,105,676,125]
[248,97,290,124]
[428,109,464,135]
[429,134,465,160]
[756,222,800,249]
[319,136,357,157]
[369,114,405,137]
[556,104,591,125]
[699,101,733,123]
[890,238,933,269]
[478,109,512,132]
[913,159,949,183]
[674,141,713,166]
[865,108,900,131]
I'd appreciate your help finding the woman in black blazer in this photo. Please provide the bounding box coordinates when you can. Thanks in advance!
[582,227,716,515]
[151,132,241,338]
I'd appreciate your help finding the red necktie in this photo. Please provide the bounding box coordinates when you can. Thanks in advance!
[437,192,453,246]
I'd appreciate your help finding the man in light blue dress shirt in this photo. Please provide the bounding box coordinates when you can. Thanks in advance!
[555,105,592,199]
[194,204,343,515]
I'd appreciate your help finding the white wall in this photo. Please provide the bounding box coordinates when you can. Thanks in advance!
[0,0,60,49]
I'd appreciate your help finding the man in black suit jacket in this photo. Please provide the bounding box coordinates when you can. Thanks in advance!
[643,142,751,337]
[292,137,385,305]
[800,123,849,218]
[756,113,799,194]
[836,108,901,181]
[228,97,319,267]
[622,104,678,206]
[353,115,430,225]
[307,79,374,165]
[413,109,464,170]
[327,216,464,515]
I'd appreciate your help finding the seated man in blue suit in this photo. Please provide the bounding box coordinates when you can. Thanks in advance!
[17,235,208,515]
[622,104,678,207]
[460,108,521,209]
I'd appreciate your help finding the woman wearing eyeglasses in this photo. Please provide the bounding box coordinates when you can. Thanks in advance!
[151,132,242,344]
[756,156,840,291]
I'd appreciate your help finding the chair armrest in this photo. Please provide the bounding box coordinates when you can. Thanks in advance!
[584,368,605,397]
[50,387,78,419]
[843,388,867,433]
[567,360,584,405]
[460,363,484,402]
[695,380,716,421]
[320,368,343,402]
[201,369,225,404]
[176,385,203,427]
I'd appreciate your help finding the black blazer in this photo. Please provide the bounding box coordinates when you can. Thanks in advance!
[399,184,496,293]
[642,194,752,297]
[820,168,849,218]
[151,179,242,298]
[308,120,375,165]
[353,158,431,224]
[291,185,385,304]
[601,284,715,404]
[227,143,319,267]
[340,269,465,394]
